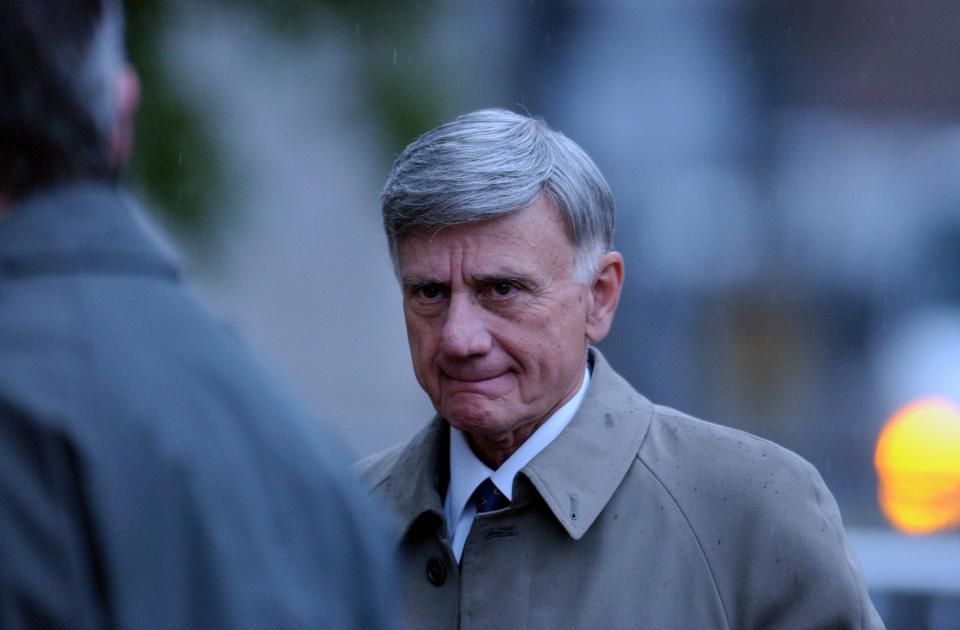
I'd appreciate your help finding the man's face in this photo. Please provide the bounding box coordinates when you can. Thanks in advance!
[397,196,597,446]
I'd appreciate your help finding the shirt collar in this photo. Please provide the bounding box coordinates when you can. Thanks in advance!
[366,349,656,544]
[444,366,591,532]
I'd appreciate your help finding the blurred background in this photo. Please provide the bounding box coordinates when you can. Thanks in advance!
[124,1,959,626]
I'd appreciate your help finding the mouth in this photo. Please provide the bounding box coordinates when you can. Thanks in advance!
[440,370,513,395]
[442,371,504,383]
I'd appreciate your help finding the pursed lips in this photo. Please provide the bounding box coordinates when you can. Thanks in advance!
[439,369,514,396]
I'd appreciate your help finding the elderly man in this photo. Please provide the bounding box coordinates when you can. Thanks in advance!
[360,108,883,628]
[0,1,394,627]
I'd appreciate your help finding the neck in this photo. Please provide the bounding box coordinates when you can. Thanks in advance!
[466,417,550,469]
[464,367,588,469]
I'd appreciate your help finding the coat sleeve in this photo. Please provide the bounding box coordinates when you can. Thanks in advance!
[741,454,886,629]
[0,405,106,629]
[797,459,885,629]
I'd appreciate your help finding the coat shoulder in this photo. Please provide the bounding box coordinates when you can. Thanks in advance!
[640,404,816,505]
[354,441,408,490]
[635,406,881,628]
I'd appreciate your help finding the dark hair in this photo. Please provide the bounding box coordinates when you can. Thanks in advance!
[0,0,125,198]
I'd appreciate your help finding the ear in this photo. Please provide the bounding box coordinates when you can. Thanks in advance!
[585,251,624,343]
[110,65,140,167]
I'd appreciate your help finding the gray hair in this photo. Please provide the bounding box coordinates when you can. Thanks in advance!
[381,108,615,282]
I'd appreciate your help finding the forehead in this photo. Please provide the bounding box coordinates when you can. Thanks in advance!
[396,197,576,276]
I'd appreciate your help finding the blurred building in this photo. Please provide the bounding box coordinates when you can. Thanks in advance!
[134,1,959,625]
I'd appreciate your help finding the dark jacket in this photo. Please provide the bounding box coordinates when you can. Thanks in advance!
[359,349,883,629]
[0,183,394,629]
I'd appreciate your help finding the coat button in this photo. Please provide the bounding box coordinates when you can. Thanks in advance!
[426,557,447,586]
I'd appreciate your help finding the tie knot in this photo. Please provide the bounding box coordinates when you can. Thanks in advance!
[471,478,509,513]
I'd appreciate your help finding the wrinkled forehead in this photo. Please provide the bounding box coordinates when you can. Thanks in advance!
[390,192,577,251]
[395,199,578,279]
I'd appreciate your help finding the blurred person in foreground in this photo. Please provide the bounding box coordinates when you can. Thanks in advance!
[359,108,884,629]
[0,1,394,627]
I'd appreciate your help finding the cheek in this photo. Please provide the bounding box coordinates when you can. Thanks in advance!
[503,330,555,379]
[530,314,588,371]
[404,317,439,369]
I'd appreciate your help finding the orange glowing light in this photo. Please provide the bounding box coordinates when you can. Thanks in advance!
[874,399,960,534]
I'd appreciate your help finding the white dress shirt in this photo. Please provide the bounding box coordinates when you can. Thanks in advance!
[443,367,591,562]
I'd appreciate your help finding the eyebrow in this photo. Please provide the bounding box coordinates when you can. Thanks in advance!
[474,273,530,286]
[400,274,441,287]
[400,272,535,287]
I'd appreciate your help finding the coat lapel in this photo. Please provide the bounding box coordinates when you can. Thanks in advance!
[366,418,449,544]
[368,349,654,543]
[521,349,654,540]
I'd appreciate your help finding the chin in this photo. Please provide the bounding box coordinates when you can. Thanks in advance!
[442,403,507,437]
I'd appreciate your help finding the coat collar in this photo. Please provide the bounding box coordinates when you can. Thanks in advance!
[368,417,450,544]
[520,349,654,539]
[0,182,181,280]
[370,348,654,542]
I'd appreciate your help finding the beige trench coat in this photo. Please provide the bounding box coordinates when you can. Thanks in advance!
[359,350,884,629]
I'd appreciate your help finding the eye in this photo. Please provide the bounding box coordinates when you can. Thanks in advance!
[487,281,518,299]
[415,283,444,301]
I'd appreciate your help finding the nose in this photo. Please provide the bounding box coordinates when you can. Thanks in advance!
[439,294,492,358]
